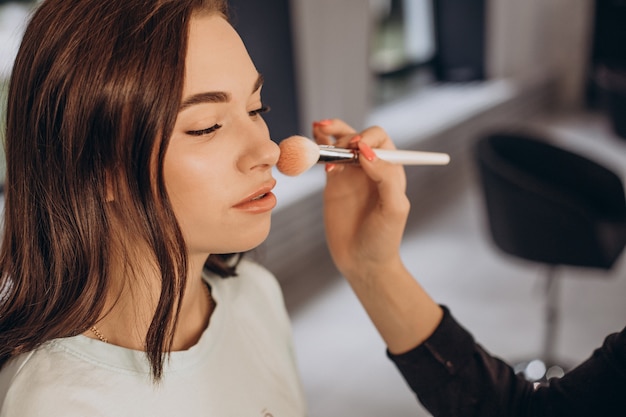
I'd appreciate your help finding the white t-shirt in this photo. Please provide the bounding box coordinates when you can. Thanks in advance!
[0,259,307,416]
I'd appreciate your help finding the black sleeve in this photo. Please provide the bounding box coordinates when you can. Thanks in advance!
[387,306,626,417]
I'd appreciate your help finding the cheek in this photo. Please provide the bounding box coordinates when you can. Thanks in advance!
[164,159,230,252]
[164,151,229,210]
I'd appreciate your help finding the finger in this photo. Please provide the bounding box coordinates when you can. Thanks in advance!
[312,120,334,145]
[312,118,357,146]
[325,163,346,174]
[356,125,397,151]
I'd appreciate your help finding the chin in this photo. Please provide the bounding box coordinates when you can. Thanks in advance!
[215,225,272,254]
[240,230,272,252]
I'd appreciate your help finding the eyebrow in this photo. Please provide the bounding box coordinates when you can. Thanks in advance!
[178,73,264,112]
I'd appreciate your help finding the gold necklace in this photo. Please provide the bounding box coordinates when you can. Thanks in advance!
[89,326,108,343]
[89,282,212,344]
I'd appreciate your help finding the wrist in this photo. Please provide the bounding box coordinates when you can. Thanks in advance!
[342,254,406,284]
[340,257,444,354]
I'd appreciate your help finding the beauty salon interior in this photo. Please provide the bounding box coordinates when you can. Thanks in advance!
[1,0,625,415]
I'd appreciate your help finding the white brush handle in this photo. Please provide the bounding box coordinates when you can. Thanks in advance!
[373,149,450,165]
[316,145,450,166]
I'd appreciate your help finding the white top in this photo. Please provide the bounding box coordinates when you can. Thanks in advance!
[0,259,307,416]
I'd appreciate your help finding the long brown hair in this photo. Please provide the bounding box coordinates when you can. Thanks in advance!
[0,0,232,380]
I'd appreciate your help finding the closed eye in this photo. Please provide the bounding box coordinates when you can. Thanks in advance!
[185,106,268,136]
[186,123,222,136]
[249,105,270,117]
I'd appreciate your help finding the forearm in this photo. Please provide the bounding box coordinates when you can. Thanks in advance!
[387,307,535,416]
[342,259,443,355]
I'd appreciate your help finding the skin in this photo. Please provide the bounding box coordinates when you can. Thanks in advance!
[313,120,444,354]
[87,14,279,350]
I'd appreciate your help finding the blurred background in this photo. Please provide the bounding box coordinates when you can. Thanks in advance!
[2,0,626,415]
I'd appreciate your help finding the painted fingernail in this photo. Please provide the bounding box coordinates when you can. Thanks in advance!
[349,135,362,144]
[313,119,332,127]
[359,142,376,162]
[325,163,336,173]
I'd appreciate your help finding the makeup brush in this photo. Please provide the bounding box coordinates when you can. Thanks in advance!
[276,135,450,176]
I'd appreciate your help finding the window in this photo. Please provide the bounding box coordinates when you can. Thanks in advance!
[369,0,436,105]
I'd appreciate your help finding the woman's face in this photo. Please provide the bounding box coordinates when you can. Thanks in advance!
[164,14,279,260]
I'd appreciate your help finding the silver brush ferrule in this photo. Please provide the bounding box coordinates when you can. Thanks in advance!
[317,145,359,163]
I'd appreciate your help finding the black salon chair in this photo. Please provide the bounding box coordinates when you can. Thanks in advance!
[474,131,626,382]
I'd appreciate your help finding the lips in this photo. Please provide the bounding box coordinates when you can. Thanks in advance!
[250,193,267,201]
[232,179,277,212]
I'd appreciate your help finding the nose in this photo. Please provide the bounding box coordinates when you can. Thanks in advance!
[237,122,280,172]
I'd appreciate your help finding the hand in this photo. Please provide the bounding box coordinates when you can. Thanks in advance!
[312,119,410,280]
[313,119,443,353]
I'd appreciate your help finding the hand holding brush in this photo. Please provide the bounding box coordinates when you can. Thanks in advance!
[276,135,450,176]
[303,118,444,356]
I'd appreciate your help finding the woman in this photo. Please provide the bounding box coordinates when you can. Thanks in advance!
[0,0,313,414]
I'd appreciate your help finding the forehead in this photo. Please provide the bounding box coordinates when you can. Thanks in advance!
[184,14,258,97]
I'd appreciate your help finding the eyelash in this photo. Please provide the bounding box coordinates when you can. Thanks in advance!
[249,105,270,117]
[186,105,271,136]
[186,124,222,137]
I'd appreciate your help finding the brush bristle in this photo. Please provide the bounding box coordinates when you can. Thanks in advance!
[277,135,320,176]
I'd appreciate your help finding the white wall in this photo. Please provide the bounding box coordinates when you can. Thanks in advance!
[289,0,374,133]
[487,0,594,108]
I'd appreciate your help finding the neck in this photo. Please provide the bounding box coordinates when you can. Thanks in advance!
[86,253,214,351]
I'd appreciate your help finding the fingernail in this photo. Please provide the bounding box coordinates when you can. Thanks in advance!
[313,119,332,127]
[349,135,362,144]
[325,163,336,173]
[359,142,376,162]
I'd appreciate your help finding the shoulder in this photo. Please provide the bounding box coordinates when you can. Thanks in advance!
[237,258,282,291]
[0,351,36,406]
[0,344,99,417]
[205,258,290,330]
